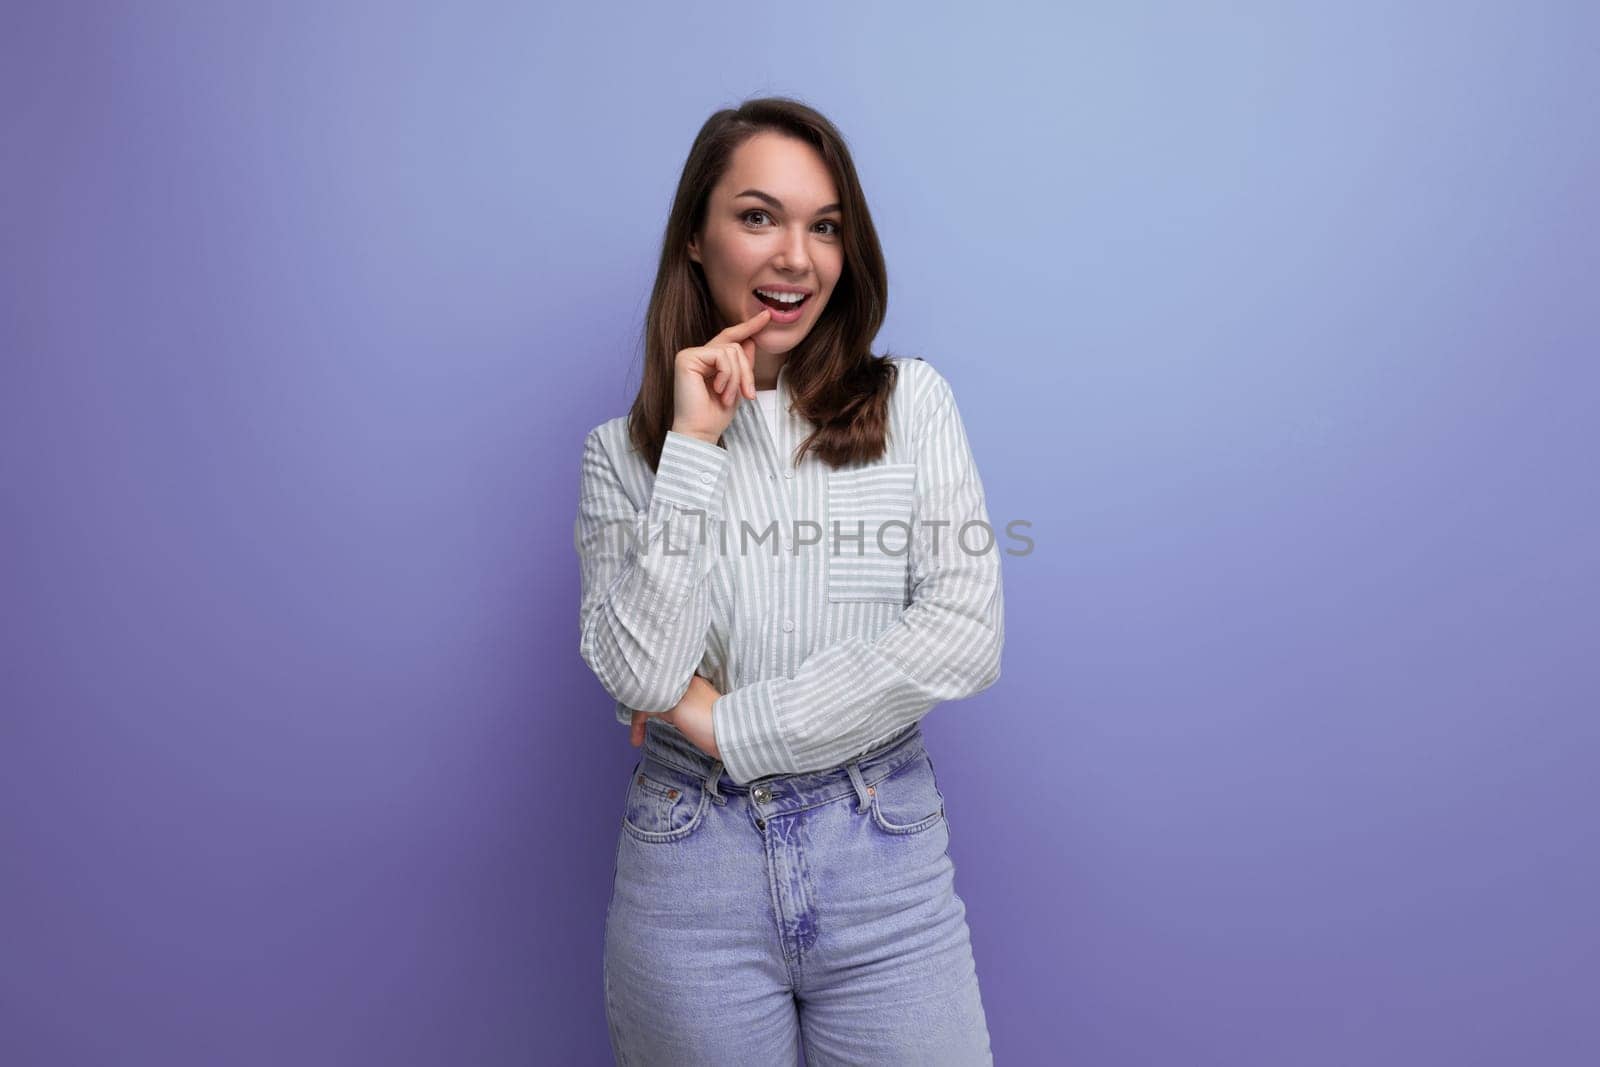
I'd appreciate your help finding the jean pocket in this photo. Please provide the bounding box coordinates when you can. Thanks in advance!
[621,758,709,843]
[868,753,946,836]
[826,462,916,604]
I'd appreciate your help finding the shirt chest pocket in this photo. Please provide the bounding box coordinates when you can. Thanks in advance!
[825,462,917,604]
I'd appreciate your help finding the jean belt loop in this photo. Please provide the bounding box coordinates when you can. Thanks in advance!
[845,760,873,813]
[704,759,724,801]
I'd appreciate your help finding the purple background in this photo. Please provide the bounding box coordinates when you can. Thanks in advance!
[3,3,1596,1064]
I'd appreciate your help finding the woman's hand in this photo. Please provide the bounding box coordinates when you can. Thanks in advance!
[670,308,770,444]
[629,675,723,759]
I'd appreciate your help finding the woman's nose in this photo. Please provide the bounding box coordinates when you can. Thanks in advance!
[775,226,811,272]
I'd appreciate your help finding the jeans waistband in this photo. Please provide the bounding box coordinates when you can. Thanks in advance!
[640,718,925,798]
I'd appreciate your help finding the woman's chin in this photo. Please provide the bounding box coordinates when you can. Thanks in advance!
[754,334,805,358]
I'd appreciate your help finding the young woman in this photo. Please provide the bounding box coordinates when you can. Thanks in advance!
[576,96,1004,1064]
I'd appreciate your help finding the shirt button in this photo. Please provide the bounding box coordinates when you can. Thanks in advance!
[783,539,794,553]
[783,469,794,479]
[782,619,795,633]
[699,472,713,484]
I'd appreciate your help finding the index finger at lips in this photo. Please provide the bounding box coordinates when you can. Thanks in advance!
[712,307,772,344]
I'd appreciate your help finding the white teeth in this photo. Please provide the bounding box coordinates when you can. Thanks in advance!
[756,289,806,304]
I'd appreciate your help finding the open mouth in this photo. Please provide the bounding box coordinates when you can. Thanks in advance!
[754,289,810,312]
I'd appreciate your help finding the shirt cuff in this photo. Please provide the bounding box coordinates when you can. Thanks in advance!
[651,430,732,518]
[712,682,796,785]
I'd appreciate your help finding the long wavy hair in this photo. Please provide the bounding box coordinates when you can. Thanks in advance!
[627,96,905,473]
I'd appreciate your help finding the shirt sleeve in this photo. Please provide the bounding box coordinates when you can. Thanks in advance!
[710,371,1005,784]
[576,427,732,716]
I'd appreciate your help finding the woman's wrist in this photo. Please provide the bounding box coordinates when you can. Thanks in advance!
[669,424,720,446]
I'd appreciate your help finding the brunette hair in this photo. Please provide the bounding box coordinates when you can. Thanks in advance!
[627,95,904,472]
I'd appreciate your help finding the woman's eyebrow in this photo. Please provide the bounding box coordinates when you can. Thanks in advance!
[734,189,843,216]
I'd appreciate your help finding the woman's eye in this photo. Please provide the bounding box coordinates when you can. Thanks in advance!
[741,210,841,237]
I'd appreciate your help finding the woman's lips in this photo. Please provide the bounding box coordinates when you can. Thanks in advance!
[754,293,807,324]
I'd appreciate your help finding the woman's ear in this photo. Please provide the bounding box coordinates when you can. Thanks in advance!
[687,236,701,264]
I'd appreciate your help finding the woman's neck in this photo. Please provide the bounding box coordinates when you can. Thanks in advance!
[753,353,787,392]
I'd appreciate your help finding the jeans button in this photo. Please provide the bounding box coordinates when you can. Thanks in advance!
[753,786,771,803]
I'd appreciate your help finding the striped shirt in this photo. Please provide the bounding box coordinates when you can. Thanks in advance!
[574,356,1004,785]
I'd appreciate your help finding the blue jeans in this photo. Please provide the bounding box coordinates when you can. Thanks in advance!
[603,719,993,1065]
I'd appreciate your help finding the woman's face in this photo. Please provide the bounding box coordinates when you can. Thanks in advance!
[688,131,845,358]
